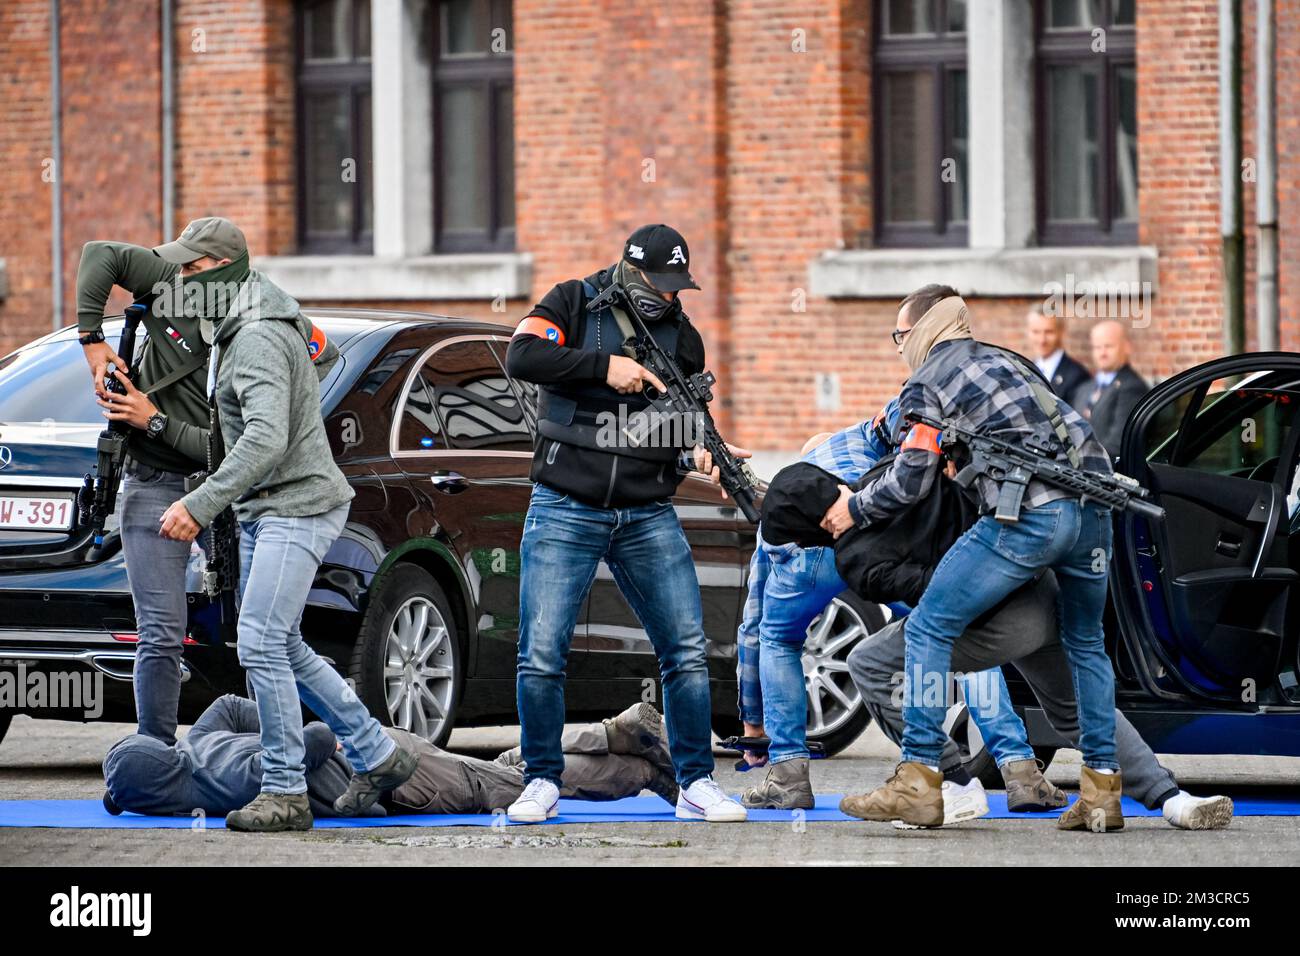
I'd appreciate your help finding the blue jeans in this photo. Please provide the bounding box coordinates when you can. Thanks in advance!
[748,540,1033,768]
[120,462,202,746]
[754,544,846,764]
[237,503,395,794]
[902,499,1118,770]
[517,483,714,788]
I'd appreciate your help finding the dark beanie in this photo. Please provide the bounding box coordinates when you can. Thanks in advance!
[759,462,843,548]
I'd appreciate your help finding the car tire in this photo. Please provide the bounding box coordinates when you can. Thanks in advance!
[803,592,886,757]
[349,564,463,747]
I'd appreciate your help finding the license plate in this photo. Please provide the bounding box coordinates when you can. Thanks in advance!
[0,495,75,531]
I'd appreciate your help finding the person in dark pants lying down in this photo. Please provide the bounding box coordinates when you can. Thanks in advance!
[103,697,678,818]
[845,574,1234,830]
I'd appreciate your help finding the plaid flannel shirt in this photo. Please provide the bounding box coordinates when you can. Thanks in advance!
[847,340,1113,528]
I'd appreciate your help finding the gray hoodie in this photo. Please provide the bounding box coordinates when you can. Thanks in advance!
[178,272,354,527]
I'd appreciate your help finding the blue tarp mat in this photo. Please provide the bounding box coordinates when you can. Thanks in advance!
[0,792,1293,828]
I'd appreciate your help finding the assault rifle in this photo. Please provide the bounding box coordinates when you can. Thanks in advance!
[905,409,1166,524]
[78,302,147,550]
[588,283,761,523]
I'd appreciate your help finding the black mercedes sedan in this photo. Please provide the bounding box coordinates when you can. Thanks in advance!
[0,312,878,753]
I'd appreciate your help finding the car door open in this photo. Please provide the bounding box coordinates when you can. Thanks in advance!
[1114,356,1300,704]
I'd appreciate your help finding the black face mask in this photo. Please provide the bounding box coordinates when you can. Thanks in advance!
[616,261,681,324]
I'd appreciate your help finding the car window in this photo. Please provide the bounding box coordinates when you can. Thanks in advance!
[396,373,446,451]
[0,337,112,424]
[488,339,539,430]
[1144,372,1300,483]
[421,339,532,452]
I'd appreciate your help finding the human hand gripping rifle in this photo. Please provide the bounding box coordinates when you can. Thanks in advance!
[904,409,1167,525]
[78,302,147,551]
[590,286,762,523]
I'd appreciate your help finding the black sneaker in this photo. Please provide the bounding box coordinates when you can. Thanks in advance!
[102,791,123,816]
[333,744,418,816]
[226,792,313,832]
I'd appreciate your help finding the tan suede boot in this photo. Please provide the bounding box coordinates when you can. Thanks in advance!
[1057,766,1125,832]
[1002,758,1068,812]
[839,762,944,827]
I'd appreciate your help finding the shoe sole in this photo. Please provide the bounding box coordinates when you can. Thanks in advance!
[506,805,559,824]
[334,747,420,816]
[226,817,313,833]
[1007,800,1070,812]
[1057,813,1125,832]
[841,799,943,828]
[675,807,748,822]
[1170,796,1234,830]
[676,798,748,822]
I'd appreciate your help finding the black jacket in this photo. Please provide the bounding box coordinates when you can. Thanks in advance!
[1072,363,1149,460]
[505,265,706,508]
[1046,351,1092,401]
[834,455,979,607]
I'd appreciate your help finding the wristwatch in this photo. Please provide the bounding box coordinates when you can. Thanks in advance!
[145,412,168,439]
[78,330,106,346]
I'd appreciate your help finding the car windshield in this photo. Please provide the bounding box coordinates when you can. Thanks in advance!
[0,336,109,424]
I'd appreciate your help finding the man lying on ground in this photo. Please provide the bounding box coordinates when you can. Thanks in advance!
[103,696,677,819]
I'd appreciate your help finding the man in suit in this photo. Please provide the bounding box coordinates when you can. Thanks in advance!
[1026,308,1091,400]
[1073,319,1149,459]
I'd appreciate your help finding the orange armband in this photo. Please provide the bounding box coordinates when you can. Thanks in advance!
[901,424,942,454]
[514,316,566,346]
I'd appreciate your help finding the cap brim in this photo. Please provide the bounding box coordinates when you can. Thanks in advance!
[152,240,204,265]
[644,270,700,293]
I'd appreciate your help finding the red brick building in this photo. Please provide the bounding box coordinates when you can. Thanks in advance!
[2,0,1297,469]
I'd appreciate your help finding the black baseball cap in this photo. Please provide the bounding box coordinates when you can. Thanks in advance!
[621,224,701,292]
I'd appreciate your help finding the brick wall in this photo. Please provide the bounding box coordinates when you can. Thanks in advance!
[174,0,296,257]
[0,1,54,355]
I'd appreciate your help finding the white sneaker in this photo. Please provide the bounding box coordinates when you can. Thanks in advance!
[507,779,560,823]
[893,777,988,829]
[676,776,748,822]
[1163,791,1234,830]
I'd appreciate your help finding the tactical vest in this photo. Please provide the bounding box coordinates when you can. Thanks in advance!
[536,279,683,463]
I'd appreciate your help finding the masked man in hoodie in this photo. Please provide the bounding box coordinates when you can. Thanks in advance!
[103,697,678,819]
[154,228,415,832]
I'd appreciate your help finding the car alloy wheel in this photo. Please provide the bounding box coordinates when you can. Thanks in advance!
[383,596,456,741]
[802,596,871,739]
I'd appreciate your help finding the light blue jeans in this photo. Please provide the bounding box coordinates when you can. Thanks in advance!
[237,503,395,794]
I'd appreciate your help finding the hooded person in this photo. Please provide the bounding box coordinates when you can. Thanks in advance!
[103,696,352,818]
[75,218,256,760]
[153,245,418,833]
